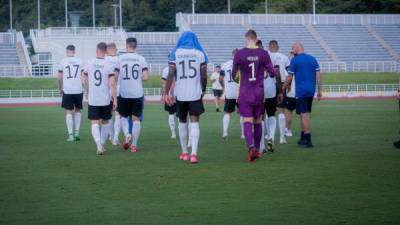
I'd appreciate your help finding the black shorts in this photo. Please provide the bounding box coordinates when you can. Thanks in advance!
[264,97,277,117]
[213,89,223,97]
[117,96,143,118]
[224,98,237,113]
[284,97,296,111]
[176,99,205,121]
[88,103,112,120]
[164,102,176,115]
[61,93,83,110]
[296,97,313,114]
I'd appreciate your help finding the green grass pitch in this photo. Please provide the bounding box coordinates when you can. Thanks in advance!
[0,100,400,225]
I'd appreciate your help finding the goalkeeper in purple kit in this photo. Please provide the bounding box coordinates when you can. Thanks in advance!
[231,30,281,162]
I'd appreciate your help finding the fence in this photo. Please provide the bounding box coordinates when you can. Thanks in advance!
[0,84,398,99]
[33,27,126,38]
[179,13,400,26]
[352,61,399,72]
[127,32,180,44]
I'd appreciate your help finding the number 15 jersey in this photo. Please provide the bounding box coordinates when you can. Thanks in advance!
[84,58,115,106]
[115,52,148,99]
[170,48,206,102]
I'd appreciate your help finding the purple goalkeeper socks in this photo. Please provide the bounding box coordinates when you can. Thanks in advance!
[243,122,254,148]
[253,123,262,150]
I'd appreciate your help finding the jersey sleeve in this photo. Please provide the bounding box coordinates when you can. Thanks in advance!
[314,58,320,71]
[58,60,64,73]
[199,52,206,65]
[83,63,89,76]
[107,63,115,77]
[141,57,148,71]
[231,53,240,80]
[285,56,290,69]
[161,67,169,80]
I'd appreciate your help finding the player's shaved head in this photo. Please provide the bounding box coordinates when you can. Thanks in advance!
[97,42,107,53]
[107,42,117,56]
[292,41,304,55]
[126,37,137,51]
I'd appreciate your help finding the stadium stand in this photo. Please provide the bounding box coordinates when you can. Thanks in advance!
[24,14,400,76]
[0,32,31,76]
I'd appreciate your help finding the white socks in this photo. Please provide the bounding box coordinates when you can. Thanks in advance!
[66,114,73,135]
[121,117,130,137]
[74,112,81,134]
[260,123,265,151]
[100,122,111,145]
[131,121,141,146]
[190,122,200,156]
[91,123,101,149]
[267,116,277,142]
[178,122,188,154]
[222,114,230,136]
[187,121,192,147]
[168,114,176,137]
[108,119,114,141]
[113,114,121,141]
[278,113,286,138]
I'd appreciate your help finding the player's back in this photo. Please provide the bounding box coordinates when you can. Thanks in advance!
[173,48,206,101]
[233,47,273,104]
[221,59,238,99]
[59,56,83,94]
[85,57,114,106]
[117,52,148,98]
[269,52,290,81]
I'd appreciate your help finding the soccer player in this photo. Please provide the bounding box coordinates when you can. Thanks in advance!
[283,41,322,148]
[115,37,149,153]
[220,49,242,139]
[57,45,84,142]
[161,66,177,139]
[83,42,117,155]
[268,40,290,145]
[283,51,297,137]
[164,31,208,164]
[105,42,121,145]
[231,30,277,161]
[211,65,223,112]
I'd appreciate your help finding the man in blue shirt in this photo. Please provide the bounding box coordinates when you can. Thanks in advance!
[283,41,322,148]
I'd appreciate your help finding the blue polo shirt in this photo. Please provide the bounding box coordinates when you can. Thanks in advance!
[288,53,320,97]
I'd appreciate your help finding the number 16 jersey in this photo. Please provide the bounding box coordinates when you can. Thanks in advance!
[84,57,115,106]
[170,48,206,102]
[115,52,148,99]
[221,59,238,100]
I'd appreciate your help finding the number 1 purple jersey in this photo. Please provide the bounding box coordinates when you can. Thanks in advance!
[232,47,275,106]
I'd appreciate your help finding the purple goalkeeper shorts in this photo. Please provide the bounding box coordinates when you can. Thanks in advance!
[238,102,265,118]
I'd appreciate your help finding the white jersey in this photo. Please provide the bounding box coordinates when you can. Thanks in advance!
[84,57,115,106]
[211,72,223,90]
[269,52,290,82]
[161,66,169,80]
[171,48,206,101]
[58,56,83,94]
[116,52,148,99]
[106,55,119,95]
[221,60,238,99]
[264,73,276,99]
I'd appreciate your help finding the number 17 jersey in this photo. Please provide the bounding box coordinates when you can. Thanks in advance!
[170,48,206,102]
[58,56,83,94]
[115,52,148,99]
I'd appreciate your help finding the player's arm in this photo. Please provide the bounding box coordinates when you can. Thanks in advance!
[231,55,240,82]
[200,63,208,95]
[164,63,176,106]
[282,75,293,93]
[57,70,63,95]
[83,72,89,99]
[142,68,149,81]
[109,73,117,109]
[316,70,322,101]
[264,53,276,78]
[274,65,283,104]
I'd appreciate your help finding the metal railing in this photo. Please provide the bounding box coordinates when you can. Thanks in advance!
[352,61,399,72]
[0,84,398,99]
[33,27,126,38]
[127,32,180,44]
[179,13,400,25]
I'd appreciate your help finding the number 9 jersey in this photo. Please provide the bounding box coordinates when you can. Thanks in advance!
[83,58,115,106]
[59,56,83,94]
[169,48,206,102]
[115,52,148,99]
